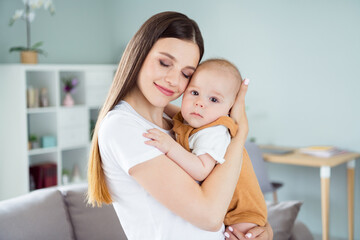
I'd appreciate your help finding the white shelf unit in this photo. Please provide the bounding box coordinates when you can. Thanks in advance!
[0,64,116,200]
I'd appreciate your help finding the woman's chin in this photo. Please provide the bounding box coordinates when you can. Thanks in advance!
[149,98,171,108]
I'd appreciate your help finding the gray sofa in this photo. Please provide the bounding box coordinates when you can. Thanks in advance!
[0,184,313,240]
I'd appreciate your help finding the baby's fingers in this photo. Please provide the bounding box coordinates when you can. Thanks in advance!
[143,132,158,141]
[147,128,162,134]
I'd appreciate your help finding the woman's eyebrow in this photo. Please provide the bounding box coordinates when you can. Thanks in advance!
[160,52,175,60]
[159,52,196,71]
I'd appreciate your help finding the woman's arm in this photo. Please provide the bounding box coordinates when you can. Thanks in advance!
[164,103,181,118]
[129,81,249,231]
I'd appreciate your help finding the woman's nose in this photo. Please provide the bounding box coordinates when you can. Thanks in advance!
[164,70,180,87]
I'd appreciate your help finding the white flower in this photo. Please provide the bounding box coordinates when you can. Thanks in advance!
[44,0,53,10]
[12,10,24,20]
[23,0,43,9]
[27,12,35,22]
[31,0,43,9]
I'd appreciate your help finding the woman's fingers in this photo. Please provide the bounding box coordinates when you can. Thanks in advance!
[224,226,248,240]
[237,78,249,106]
[230,78,249,124]
[244,223,273,239]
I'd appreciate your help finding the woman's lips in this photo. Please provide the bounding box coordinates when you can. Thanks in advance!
[154,83,174,96]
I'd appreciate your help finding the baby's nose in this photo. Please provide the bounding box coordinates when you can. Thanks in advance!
[195,101,204,108]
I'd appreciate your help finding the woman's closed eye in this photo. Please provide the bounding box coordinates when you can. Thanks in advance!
[159,60,171,67]
[182,72,190,79]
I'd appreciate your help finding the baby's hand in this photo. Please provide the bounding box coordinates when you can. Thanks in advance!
[143,128,177,154]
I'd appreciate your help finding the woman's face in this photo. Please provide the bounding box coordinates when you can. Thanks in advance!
[137,38,200,108]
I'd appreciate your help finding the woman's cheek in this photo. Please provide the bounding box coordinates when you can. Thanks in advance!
[179,79,190,94]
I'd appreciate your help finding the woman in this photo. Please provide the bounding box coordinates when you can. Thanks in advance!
[88,11,273,240]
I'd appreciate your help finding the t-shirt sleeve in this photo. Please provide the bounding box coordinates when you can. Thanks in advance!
[98,112,165,174]
[190,125,231,164]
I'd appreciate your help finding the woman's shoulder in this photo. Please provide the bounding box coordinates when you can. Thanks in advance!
[99,102,144,137]
[102,101,143,125]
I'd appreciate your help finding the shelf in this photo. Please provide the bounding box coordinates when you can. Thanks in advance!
[0,64,116,197]
[61,144,89,151]
[27,107,57,114]
[59,105,86,110]
[28,147,58,156]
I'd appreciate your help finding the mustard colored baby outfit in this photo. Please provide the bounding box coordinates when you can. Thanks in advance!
[172,112,267,226]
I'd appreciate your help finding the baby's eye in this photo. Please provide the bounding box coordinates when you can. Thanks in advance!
[190,90,199,96]
[160,60,170,67]
[210,97,218,103]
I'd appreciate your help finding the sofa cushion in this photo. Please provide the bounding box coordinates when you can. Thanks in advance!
[61,184,127,240]
[290,221,314,240]
[0,188,74,240]
[266,201,302,240]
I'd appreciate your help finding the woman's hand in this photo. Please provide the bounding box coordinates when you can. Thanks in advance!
[224,222,273,240]
[230,78,249,140]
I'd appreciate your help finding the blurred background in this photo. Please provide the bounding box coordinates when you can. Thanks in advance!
[1,0,359,239]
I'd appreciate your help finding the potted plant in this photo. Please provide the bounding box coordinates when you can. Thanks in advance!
[9,0,55,64]
[62,169,70,185]
[29,134,39,149]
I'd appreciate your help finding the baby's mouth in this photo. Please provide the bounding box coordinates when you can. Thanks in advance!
[190,112,203,118]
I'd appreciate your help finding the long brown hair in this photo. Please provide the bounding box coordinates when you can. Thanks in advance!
[87,11,204,207]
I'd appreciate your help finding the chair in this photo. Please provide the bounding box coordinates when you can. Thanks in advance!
[244,141,283,203]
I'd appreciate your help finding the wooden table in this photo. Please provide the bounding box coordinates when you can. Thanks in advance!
[261,147,360,240]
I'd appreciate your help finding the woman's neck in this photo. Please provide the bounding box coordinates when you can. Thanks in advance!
[124,87,170,130]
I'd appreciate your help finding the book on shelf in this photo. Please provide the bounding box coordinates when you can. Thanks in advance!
[298,146,347,158]
[30,162,57,190]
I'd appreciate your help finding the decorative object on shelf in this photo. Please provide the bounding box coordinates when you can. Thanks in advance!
[28,134,39,149]
[39,87,49,107]
[41,135,56,148]
[62,77,78,107]
[27,86,39,108]
[71,164,82,183]
[63,93,74,107]
[62,169,70,185]
[8,0,55,64]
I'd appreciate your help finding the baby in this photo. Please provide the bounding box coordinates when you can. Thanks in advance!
[144,59,266,235]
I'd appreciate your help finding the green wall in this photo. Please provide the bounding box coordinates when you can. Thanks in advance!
[1,0,360,239]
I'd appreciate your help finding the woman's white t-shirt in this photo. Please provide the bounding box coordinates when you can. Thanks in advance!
[98,101,225,240]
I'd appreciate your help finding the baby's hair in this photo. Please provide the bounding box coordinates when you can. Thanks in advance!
[198,58,243,84]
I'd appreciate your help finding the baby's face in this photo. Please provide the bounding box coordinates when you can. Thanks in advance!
[181,65,239,128]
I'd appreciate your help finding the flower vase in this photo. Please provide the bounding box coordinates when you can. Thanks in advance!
[63,93,74,107]
[21,51,38,64]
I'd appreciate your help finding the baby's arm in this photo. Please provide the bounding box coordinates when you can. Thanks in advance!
[144,128,216,182]
[164,104,180,118]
